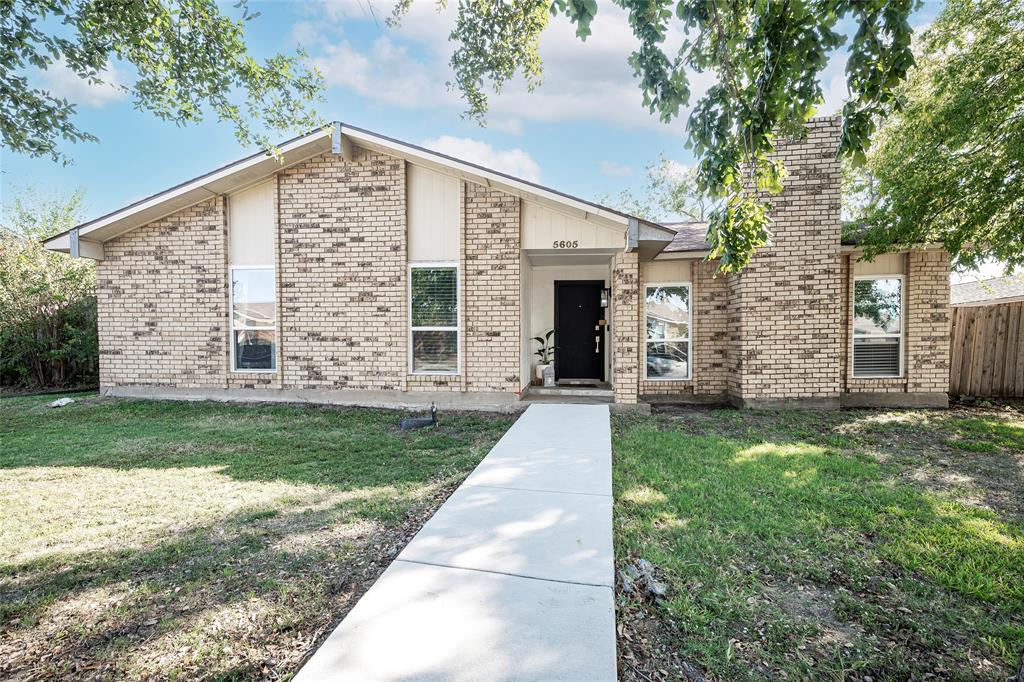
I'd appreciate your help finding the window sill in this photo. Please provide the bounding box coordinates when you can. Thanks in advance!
[410,372,460,377]
[644,376,692,382]
[231,369,279,374]
[851,375,904,380]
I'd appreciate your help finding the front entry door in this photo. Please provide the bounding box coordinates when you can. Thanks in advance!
[554,281,604,381]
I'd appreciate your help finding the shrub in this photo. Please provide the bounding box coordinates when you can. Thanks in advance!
[0,191,98,390]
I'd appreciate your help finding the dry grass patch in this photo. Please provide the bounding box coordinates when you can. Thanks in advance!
[0,394,512,680]
[614,404,1024,681]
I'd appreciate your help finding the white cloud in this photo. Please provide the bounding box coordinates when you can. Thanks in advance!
[313,36,457,110]
[40,59,128,108]
[421,135,541,181]
[599,160,633,177]
[653,158,695,181]
[488,118,524,135]
[299,2,695,134]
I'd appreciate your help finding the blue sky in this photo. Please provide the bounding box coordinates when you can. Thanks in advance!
[3,0,944,227]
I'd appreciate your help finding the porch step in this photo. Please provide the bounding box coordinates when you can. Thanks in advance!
[526,386,614,399]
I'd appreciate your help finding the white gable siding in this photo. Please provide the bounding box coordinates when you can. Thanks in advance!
[522,202,624,250]
[407,164,460,261]
[228,180,275,265]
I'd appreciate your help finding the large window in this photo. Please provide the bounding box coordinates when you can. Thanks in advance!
[231,267,276,371]
[853,276,903,378]
[645,284,691,380]
[410,264,458,374]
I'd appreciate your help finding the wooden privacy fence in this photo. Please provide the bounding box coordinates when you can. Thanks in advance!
[949,301,1024,397]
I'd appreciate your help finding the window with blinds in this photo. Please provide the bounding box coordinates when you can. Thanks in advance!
[852,276,903,378]
[410,265,458,373]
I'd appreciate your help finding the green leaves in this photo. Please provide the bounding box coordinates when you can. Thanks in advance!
[859,0,1024,271]
[1,190,97,388]
[1,0,325,163]
[398,0,921,272]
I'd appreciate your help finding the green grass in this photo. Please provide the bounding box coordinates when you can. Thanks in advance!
[613,406,1024,681]
[0,393,512,680]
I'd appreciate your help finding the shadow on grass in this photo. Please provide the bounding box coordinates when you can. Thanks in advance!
[646,404,1024,521]
[0,395,515,679]
[0,395,513,489]
[0,496,411,679]
[613,421,1024,680]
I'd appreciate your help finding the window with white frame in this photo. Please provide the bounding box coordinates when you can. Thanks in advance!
[645,284,691,380]
[410,264,458,374]
[852,276,903,377]
[231,267,276,371]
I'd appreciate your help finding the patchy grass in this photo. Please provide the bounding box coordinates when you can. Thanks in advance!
[0,394,512,680]
[613,405,1024,681]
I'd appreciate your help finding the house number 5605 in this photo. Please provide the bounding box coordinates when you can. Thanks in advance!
[553,240,579,249]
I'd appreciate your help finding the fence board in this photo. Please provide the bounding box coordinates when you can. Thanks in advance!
[949,301,1024,398]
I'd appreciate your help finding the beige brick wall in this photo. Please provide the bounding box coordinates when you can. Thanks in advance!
[906,250,951,393]
[96,145,524,399]
[639,259,729,397]
[633,117,953,406]
[730,116,843,401]
[839,250,951,395]
[97,198,228,389]
[612,251,640,403]
[278,147,407,391]
[462,182,521,393]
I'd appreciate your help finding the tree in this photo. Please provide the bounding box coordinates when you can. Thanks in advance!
[1,0,324,164]
[600,156,716,222]
[0,190,97,388]
[841,159,880,225]
[392,0,919,272]
[858,0,1024,271]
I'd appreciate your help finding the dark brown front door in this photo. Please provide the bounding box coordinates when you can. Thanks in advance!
[554,281,604,381]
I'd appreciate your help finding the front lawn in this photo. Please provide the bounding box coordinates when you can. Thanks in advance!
[0,394,512,680]
[614,405,1024,681]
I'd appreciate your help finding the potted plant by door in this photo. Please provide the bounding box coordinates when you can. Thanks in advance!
[532,329,554,386]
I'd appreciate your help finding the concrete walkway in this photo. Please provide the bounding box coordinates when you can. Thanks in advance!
[295,404,616,682]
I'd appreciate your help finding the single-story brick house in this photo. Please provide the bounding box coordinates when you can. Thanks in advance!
[44,116,951,410]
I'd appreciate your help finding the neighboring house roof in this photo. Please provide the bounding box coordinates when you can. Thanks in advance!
[660,221,711,253]
[43,122,674,255]
[950,275,1024,306]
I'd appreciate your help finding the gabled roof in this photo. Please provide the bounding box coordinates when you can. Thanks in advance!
[951,275,1024,306]
[44,122,673,255]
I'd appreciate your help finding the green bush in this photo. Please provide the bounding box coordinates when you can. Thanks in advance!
[1,191,98,390]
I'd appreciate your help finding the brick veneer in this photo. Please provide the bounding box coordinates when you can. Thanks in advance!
[278,147,407,391]
[906,250,951,393]
[97,198,227,389]
[462,182,521,393]
[731,117,843,403]
[96,145,525,401]
[839,251,951,398]
[612,251,640,403]
[94,124,950,409]
[639,259,729,398]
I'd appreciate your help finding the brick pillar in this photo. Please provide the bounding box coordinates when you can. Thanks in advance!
[728,116,844,406]
[612,251,640,403]
[463,182,521,394]
[907,250,951,395]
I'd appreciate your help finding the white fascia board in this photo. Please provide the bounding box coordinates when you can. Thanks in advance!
[44,128,332,250]
[654,250,712,260]
[841,243,945,254]
[45,232,105,259]
[341,126,631,228]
